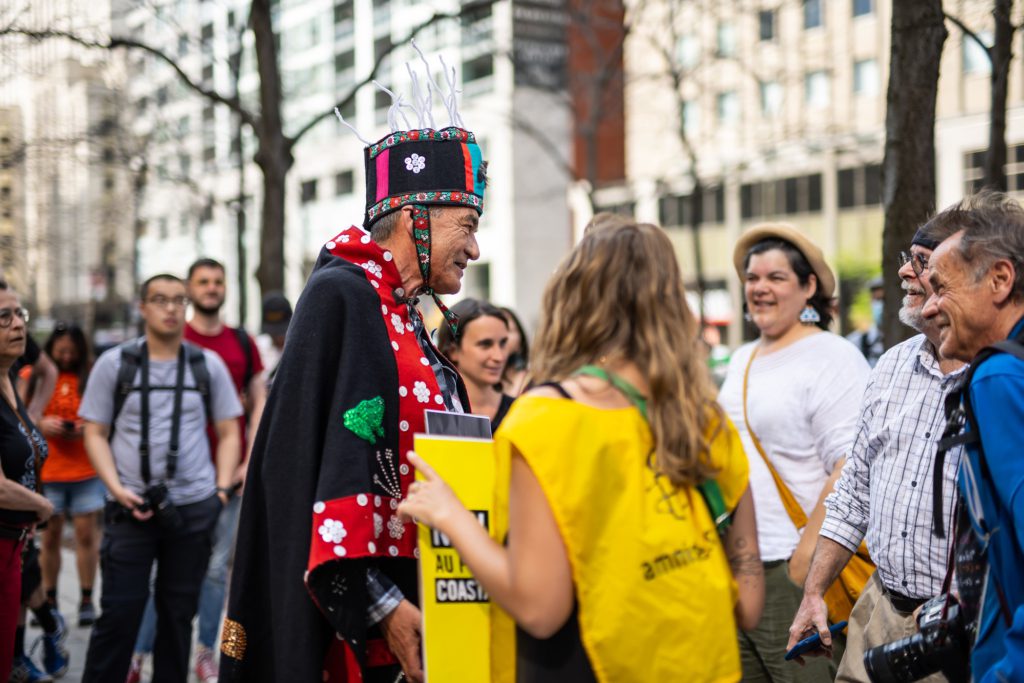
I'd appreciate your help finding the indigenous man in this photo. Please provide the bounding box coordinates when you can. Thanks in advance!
[220,97,487,682]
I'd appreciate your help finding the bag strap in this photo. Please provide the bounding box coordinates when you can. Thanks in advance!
[233,327,254,390]
[572,365,732,534]
[742,345,809,530]
[574,365,648,418]
[185,344,212,425]
[3,392,43,494]
[111,341,143,438]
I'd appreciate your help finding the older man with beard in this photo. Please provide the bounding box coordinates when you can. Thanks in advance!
[785,222,967,682]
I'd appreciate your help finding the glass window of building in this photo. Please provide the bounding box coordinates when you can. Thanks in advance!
[682,100,700,135]
[804,70,830,108]
[716,91,739,124]
[853,59,879,96]
[677,34,699,70]
[717,21,736,57]
[760,80,782,117]
[853,0,873,17]
[759,10,775,41]
[962,31,993,75]
[804,0,823,29]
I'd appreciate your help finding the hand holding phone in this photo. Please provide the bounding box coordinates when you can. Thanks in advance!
[785,621,848,661]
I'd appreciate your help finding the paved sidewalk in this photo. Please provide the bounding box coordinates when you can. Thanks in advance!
[24,543,208,683]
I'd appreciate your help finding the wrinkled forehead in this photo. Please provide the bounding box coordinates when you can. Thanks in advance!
[0,290,20,309]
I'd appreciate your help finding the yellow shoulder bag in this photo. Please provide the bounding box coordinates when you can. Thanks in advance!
[742,346,874,623]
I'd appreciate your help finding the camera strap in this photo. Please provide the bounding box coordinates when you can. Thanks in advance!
[138,342,187,485]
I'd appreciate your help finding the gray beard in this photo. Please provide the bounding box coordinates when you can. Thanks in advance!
[898,297,925,332]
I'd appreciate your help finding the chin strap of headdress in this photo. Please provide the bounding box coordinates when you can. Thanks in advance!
[410,204,459,338]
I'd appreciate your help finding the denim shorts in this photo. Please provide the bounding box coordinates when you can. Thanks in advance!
[43,477,107,516]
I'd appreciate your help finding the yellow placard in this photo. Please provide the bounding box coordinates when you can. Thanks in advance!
[414,434,495,683]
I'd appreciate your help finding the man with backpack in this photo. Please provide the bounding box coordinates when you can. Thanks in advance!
[78,273,242,683]
[921,191,1024,682]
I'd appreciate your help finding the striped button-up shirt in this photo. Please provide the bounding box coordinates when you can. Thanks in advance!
[822,334,967,599]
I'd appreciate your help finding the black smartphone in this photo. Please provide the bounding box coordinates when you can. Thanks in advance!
[785,621,848,661]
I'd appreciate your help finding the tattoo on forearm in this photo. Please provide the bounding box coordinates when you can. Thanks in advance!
[729,552,763,578]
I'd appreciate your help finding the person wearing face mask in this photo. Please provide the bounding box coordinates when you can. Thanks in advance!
[846,277,886,368]
[718,223,871,683]
[436,299,515,431]
[787,219,968,683]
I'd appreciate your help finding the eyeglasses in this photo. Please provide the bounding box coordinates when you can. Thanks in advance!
[0,307,30,328]
[145,296,190,309]
[898,251,929,278]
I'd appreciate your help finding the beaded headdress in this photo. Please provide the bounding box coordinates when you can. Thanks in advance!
[335,43,487,337]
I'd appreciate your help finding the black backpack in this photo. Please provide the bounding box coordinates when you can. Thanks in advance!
[110,339,212,435]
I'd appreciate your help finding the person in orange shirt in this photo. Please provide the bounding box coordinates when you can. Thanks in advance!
[34,323,104,627]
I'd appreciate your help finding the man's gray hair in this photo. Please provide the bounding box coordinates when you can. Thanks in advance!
[368,206,453,244]
[930,190,1024,302]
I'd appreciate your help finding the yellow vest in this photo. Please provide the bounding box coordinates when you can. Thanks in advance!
[489,396,749,683]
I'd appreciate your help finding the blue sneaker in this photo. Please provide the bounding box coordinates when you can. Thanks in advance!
[29,623,69,679]
[8,654,54,683]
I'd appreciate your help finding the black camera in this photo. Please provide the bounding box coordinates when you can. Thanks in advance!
[864,594,972,683]
[138,483,184,532]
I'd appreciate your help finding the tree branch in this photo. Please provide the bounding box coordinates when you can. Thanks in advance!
[3,27,259,129]
[944,12,996,62]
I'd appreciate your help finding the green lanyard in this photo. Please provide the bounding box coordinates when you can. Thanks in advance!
[573,365,732,535]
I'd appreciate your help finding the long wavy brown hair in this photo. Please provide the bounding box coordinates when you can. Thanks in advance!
[530,214,722,488]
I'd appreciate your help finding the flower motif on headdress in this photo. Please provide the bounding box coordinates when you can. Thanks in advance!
[405,153,426,174]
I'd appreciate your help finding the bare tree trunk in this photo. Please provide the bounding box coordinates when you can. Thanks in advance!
[250,0,292,295]
[985,0,1014,191]
[881,0,947,348]
[689,178,706,324]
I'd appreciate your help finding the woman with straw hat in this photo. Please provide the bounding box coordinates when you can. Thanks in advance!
[718,224,870,682]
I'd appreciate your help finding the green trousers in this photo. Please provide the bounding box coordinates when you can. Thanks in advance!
[739,560,843,683]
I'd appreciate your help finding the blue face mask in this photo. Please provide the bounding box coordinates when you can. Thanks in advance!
[871,299,884,327]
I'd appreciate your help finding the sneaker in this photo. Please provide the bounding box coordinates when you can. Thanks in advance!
[29,629,69,678]
[194,646,219,683]
[8,654,54,683]
[125,655,143,683]
[77,601,97,627]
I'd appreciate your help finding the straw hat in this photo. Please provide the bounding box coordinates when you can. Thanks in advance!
[732,222,836,299]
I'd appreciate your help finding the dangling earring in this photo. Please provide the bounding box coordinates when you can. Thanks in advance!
[799,302,821,325]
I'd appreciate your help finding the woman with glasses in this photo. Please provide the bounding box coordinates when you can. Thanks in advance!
[718,224,870,683]
[0,280,54,680]
[400,215,764,682]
